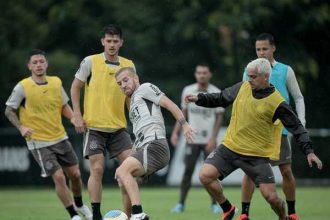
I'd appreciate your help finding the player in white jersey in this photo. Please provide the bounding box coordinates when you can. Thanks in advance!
[170,64,225,213]
[114,67,194,220]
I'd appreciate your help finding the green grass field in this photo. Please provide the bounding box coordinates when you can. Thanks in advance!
[0,186,329,220]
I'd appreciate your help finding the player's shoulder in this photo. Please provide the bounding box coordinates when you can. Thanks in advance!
[183,83,198,93]
[208,84,221,92]
[119,56,134,66]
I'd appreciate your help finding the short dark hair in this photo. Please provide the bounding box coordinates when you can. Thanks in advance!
[196,63,211,71]
[27,49,47,62]
[256,33,275,45]
[102,24,123,39]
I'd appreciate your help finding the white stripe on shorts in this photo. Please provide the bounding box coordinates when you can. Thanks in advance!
[143,145,148,173]
[36,149,47,177]
[83,129,90,156]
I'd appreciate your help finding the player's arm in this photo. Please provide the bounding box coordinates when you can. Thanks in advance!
[170,108,187,146]
[159,96,194,144]
[5,84,34,138]
[273,102,322,169]
[286,67,306,126]
[70,57,91,133]
[186,82,243,107]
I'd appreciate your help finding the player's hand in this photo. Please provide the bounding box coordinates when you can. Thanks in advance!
[182,123,195,144]
[307,153,323,169]
[184,94,198,104]
[206,137,217,154]
[19,125,34,139]
[170,133,179,146]
[72,115,86,133]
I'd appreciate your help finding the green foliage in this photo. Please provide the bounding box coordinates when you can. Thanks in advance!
[0,0,329,126]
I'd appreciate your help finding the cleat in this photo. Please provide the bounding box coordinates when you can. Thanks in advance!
[222,204,236,220]
[76,204,93,220]
[171,203,184,213]
[130,212,149,220]
[211,203,222,213]
[288,213,299,220]
[237,213,250,220]
[71,215,82,220]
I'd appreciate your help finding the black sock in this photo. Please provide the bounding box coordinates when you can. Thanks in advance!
[91,202,102,220]
[74,196,83,208]
[220,199,232,213]
[287,200,296,215]
[66,204,78,218]
[241,202,250,215]
[132,205,143,214]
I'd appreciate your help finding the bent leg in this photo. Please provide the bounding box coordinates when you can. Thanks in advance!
[88,154,105,203]
[64,164,83,197]
[259,183,286,220]
[52,168,74,207]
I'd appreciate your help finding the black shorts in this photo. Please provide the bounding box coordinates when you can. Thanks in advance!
[30,140,78,177]
[131,139,170,177]
[83,128,132,159]
[205,145,274,186]
[184,144,208,169]
[270,135,292,166]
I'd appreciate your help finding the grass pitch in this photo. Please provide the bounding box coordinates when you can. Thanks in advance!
[0,186,329,220]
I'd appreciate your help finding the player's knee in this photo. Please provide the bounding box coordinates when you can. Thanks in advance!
[52,169,66,185]
[280,166,294,180]
[199,170,212,186]
[70,169,81,181]
[90,164,104,178]
[264,192,279,205]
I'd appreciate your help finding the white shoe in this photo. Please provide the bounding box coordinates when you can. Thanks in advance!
[76,204,93,220]
[71,215,82,220]
[130,212,149,220]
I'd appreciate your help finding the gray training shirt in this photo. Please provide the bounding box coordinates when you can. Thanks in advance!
[129,83,166,149]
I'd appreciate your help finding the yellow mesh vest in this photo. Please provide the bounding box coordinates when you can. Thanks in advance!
[19,76,66,141]
[83,54,134,129]
[222,82,284,160]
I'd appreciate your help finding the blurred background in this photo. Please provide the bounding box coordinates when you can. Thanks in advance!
[0,0,329,186]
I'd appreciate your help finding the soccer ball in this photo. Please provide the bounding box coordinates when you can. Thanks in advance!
[103,210,128,220]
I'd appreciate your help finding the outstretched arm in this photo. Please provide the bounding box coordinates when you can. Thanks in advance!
[273,102,322,169]
[159,96,194,144]
[186,82,243,108]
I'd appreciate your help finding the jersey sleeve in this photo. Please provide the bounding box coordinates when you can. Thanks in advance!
[286,66,306,126]
[6,83,25,109]
[61,87,70,105]
[213,87,225,113]
[75,56,92,82]
[140,83,164,105]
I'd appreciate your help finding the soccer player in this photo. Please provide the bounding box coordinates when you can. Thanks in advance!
[70,25,135,220]
[114,67,194,220]
[185,58,323,220]
[170,64,224,213]
[240,33,306,220]
[5,49,92,220]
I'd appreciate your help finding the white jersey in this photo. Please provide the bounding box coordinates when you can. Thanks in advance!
[181,83,224,144]
[130,83,166,149]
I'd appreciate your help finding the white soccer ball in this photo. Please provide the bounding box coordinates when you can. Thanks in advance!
[103,210,128,220]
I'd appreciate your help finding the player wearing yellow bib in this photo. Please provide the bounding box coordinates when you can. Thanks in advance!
[71,25,135,220]
[5,49,92,220]
[185,58,322,220]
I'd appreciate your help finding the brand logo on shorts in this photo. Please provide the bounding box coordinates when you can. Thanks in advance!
[208,151,216,159]
[89,140,98,151]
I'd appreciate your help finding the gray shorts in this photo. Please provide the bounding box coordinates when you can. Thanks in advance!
[131,139,170,177]
[30,140,78,178]
[270,135,292,166]
[205,145,274,186]
[83,128,132,159]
